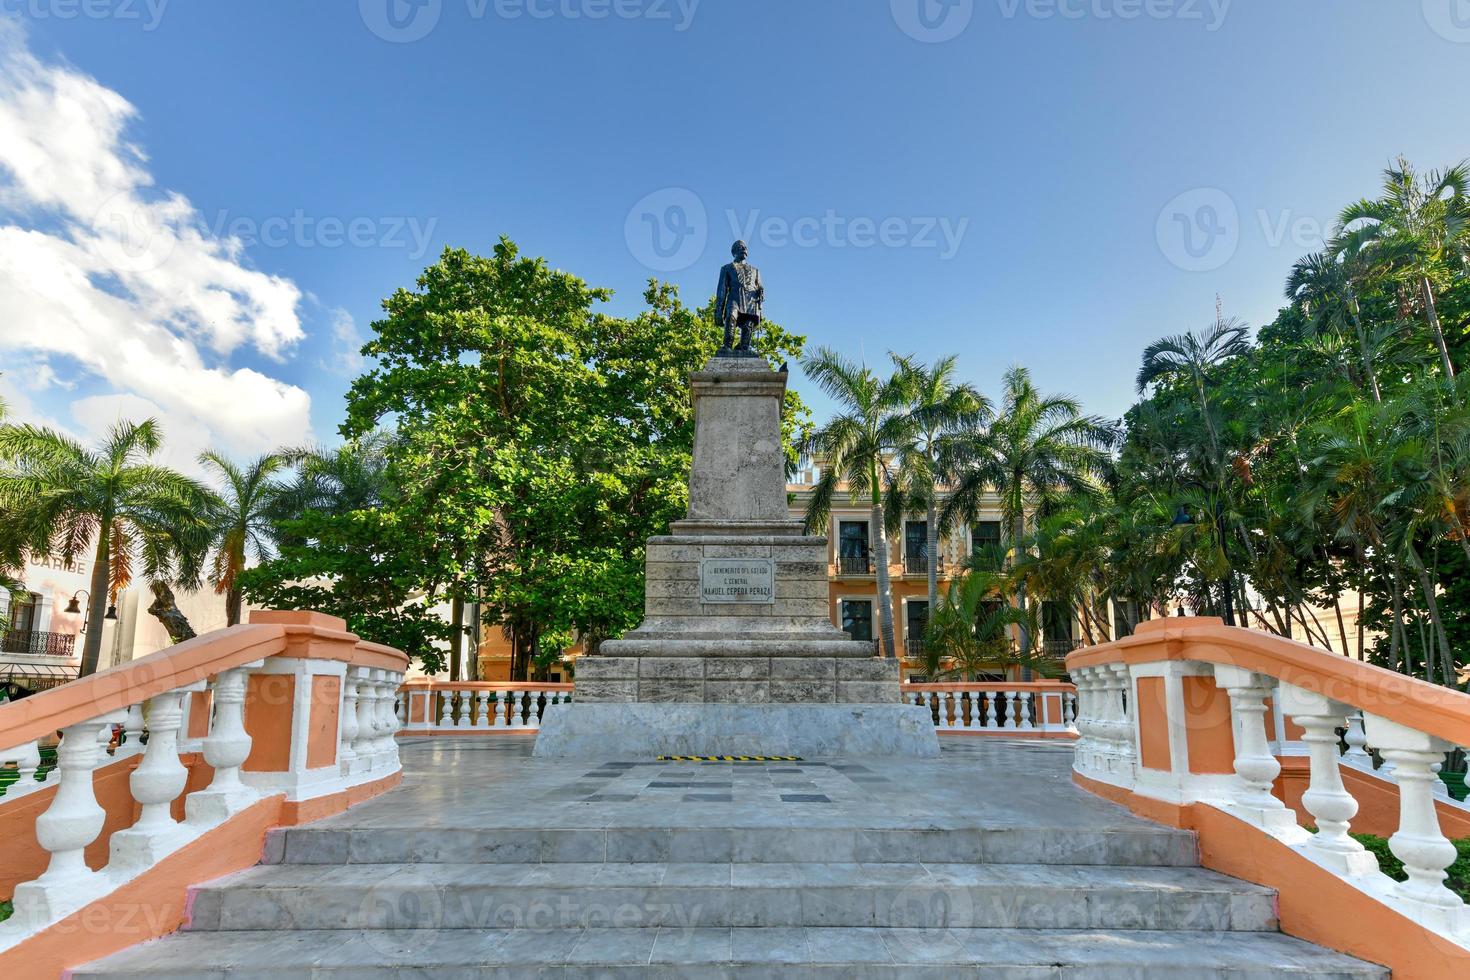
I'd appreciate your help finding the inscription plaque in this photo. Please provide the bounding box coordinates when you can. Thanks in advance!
[700,558,776,604]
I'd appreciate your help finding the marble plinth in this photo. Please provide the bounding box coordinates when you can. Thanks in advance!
[532,702,940,758]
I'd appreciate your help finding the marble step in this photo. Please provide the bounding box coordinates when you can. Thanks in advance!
[73,927,1387,978]
[184,862,1278,933]
[266,824,1200,868]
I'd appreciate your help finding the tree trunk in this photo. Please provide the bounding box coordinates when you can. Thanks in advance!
[872,504,897,660]
[1421,276,1456,381]
[448,594,464,682]
[1406,546,1455,687]
[79,523,111,678]
[147,581,196,645]
[926,498,939,614]
[1356,587,1364,661]
[1347,300,1383,402]
[1013,513,1033,681]
[225,585,243,628]
[1332,594,1349,657]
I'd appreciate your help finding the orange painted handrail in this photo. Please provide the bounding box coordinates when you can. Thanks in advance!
[0,624,286,752]
[1067,617,1470,748]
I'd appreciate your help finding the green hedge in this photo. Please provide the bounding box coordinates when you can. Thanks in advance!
[1352,834,1470,902]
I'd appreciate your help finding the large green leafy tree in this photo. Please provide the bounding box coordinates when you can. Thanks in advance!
[0,419,211,676]
[341,239,808,679]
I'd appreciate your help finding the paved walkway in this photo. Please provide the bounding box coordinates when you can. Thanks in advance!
[331,735,1161,832]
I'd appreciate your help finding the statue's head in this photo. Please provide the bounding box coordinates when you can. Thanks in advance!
[731,240,748,261]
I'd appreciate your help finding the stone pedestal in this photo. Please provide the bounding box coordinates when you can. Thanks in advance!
[535,356,937,758]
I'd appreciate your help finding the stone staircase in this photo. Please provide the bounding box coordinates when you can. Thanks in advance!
[76,815,1384,977]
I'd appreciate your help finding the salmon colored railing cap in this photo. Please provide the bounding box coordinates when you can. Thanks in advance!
[1066,617,1470,748]
[0,623,286,751]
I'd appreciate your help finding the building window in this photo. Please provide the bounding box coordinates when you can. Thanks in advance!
[841,599,874,642]
[905,600,929,656]
[1112,600,1151,639]
[971,521,1002,569]
[837,521,871,574]
[904,521,932,574]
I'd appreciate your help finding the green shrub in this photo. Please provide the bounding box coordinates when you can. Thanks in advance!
[1351,834,1470,902]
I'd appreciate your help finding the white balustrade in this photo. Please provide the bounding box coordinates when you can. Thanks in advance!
[1066,618,1470,954]
[438,689,455,728]
[455,686,471,728]
[339,671,361,773]
[0,613,410,957]
[1362,714,1470,935]
[10,713,125,926]
[186,663,264,824]
[1278,684,1379,877]
[508,690,528,730]
[120,701,147,754]
[476,690,492,728]
[2,739,44,799]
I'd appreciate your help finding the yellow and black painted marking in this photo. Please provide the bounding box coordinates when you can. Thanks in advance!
[657,755,803,762]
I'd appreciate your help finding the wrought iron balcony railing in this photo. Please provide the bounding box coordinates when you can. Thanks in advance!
[1041,639,1082,659]
[903,553,945,576]
[837,555,873,575]
[1,630,77,657]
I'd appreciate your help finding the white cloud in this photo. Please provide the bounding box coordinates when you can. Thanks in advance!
[322,307,364,376]
[0,21,313,460]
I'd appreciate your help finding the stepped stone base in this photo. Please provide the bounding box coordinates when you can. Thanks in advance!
[532,702,940,758]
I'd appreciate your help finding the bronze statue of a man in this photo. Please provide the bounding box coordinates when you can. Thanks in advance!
[715,240,764,356]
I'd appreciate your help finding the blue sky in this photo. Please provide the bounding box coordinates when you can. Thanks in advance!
[2,2,1468,470]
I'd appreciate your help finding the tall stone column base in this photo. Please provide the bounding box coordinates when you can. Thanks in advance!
[532,703,940,758]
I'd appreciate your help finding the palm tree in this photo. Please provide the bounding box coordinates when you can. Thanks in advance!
[1287,249,1384,402]
[0,419,211,676]
[200,451,289,626]
[1136,316,1251,464]
[1136,316,1251,624]
[941,366,1113,676]
[803,349,916,659]
[888,354,988,614]
[1338,157,1468,381]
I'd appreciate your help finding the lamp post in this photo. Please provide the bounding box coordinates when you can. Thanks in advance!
[64,590,117,634]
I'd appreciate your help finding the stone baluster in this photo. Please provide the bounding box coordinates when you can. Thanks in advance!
[455,687,471,729]
[110,684,202,868]
[339,671,361,773]
[1019,692,1035,731]
[438,689,455,729]
[10,712,126,924]
[1105,664,1135,775]
[352,667,377,761]
[186,664,262,823]
[1213,665,1296,834]
[984,691,999,729]
[508,690,528,730]
[526,691,544,730]
[1279,685,1379,877]
[367,676,391,760]
[121,701,147,753]
[1342,712,1372,766]
[4,740,43,797]
[396,692,407,726]
[1362,713,1469,932]
[1000,691,1016,729]
[940,691,954,729]
[1072,668,1098,768]
[381,677,401,754]
[475,690,492,729]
